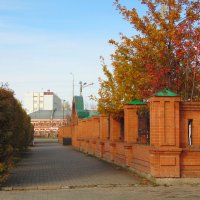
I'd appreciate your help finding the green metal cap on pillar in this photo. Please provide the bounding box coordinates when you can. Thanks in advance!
[128,99,146,105]
[153,89,179,97]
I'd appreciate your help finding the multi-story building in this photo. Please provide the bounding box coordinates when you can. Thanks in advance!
[29,110,71,138]
[24,90,62,114]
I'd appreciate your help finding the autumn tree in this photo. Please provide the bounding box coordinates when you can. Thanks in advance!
[98,0,200,116]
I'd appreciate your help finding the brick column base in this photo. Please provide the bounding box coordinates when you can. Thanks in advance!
[150,147,182,178]
[124,143,133,166]
[99,141,105,158]
[110,142,116,161]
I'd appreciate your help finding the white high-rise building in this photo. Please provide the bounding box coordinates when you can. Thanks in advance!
[24,90,62,114]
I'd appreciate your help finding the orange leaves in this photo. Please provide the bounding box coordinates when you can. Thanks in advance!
[159,53,164,58]
[98,0,200,116]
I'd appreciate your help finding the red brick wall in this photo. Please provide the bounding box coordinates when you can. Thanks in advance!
[70,97,200,178]
[93,117,100,139]
[124,105,138,143]
[110,117,120,142]
[72,125,78,147]
[180,102,200,177]
[103,141,111,161]
[150,97,180,147]
[58,126,71,144]
[181,149,200,177]
[99,115,109,140]
[115,142,126,166]
[180,102,200,147]
[95,139,101,157]
[150,147,182,177]
[149,96,182,177]
[131,144,150,174]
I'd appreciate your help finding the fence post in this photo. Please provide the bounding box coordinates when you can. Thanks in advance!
[98,114,109,158]
[124,100,146,166]
[109,116,121,161]
[149,89,182,178]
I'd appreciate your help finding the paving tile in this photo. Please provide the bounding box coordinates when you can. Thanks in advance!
[2,139,200,200]
[2,139,141,189]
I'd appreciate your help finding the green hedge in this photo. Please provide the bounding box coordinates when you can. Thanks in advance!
[0,86,34,162]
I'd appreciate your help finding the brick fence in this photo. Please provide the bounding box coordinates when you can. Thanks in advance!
[58,90,200,178]
[58,126,72,144]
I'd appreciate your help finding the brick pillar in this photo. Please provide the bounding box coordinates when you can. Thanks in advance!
[91,116,99,155]
[85,119,90,153]
[87,118,91,141]
[99,115,109,158]
[110,117,120,142]
[124,105,138,143]
[71,124,76,147]
[109,117,120,161]
[124,102,146,143]
[77,119,82,139]
[93,116,100,139]
[100,115,109,140]
[149,89,182,177]
[76,120,81,150]
[124,144,132,166]
[81,120,86,152]
[124,100,146,166]
[87,118,92,154]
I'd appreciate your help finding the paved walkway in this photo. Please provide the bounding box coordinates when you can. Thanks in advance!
[1,139,200,200]
[2,138,144,190]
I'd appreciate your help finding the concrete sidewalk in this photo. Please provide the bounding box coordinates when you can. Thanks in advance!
[1,185,200,200]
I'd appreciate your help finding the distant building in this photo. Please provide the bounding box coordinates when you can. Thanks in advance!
[29,110,71,138]
[24,90,62,114]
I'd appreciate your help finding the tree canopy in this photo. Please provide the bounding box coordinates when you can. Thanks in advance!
[98,0,200,116]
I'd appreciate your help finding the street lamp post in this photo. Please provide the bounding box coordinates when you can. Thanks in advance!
[79,81,94,96]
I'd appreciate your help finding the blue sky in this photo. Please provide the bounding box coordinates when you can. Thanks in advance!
[0,0,145,107]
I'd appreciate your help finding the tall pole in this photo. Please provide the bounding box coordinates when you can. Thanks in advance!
[79,81,94,96]
[79,81,84,96]
[70,72,74,99]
